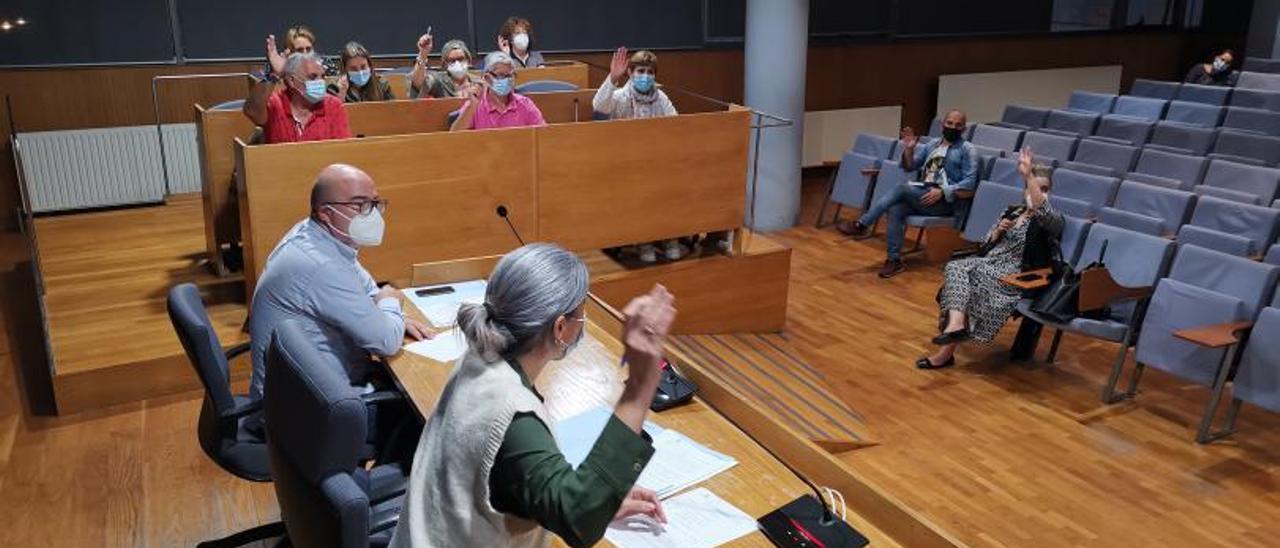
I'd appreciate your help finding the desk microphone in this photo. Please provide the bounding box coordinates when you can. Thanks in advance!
[495,205,526,245]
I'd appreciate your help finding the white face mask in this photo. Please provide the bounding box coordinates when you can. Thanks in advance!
[326,205,385,247]
[447,60,468,79]
[512,33,530,52]
[1026,191,1048,208]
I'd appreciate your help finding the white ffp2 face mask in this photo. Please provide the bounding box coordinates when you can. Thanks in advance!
[512,33,530,52]
[447,60,468,79]
[327,206,385,247]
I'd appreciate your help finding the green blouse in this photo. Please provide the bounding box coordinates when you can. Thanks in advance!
[488,361,655,547]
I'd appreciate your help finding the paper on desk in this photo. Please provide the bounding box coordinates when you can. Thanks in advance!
[403,328,469,363]
[604,487,757,548]
[402,280,487,327]
[637,430,737,499]
[553,406,663,469]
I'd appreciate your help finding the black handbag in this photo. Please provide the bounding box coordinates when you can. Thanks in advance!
[1030,240,1109,323]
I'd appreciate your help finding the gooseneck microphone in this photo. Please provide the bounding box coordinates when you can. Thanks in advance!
[495,205,525,245]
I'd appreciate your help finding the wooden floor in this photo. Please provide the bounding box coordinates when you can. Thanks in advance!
[2,176,1280,546]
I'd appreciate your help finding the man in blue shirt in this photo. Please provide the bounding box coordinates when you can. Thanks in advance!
[247,164,431,430]
[838,110,978,278]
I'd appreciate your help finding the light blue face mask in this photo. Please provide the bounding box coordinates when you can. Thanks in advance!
[490,76,514,97]
[302,79,327,104]
[349,69,371,87]
[631,73,655,93]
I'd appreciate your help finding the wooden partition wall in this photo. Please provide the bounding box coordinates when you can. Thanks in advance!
[235,107,750,292]
[197,89,598,273]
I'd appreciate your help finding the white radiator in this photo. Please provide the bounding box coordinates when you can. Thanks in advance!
[17,123,201,213]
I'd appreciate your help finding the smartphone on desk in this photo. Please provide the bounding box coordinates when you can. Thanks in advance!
[414,286,456,298]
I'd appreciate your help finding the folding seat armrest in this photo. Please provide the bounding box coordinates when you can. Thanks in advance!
[952,189,975,199]
[1000,267,1053,290]
[225,342,252,361]
[370,504,400,534]
[1173,320,1254,349]
[1078,267,1154,312]
[860,167,881,177]
[821,160,841,168]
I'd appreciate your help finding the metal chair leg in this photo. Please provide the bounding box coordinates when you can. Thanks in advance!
[1101,342,1133,404]
[1197,344,1240,444]
[1045,329,1064,365]
[815,168,840,228]
[197,521,287,548]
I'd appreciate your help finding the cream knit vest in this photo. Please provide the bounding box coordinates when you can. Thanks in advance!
[390,350,551,548]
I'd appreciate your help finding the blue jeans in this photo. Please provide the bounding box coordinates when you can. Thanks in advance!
[858,184,956,261]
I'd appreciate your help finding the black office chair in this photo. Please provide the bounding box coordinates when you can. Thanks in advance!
[265,320,405,548]
[166,283,285,547]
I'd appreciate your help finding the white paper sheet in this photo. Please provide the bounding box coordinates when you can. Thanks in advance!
[403,328,469,363]
[553,406,664,469]
[604,488,758,548]
[402,280,487,327]
[637,430,738,499]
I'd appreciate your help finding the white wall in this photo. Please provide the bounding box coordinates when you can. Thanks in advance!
[936,65,1123,125]
[801,106,902,167]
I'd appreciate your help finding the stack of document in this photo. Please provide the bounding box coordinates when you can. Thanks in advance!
[604,487,757,548]
[552,406,737,499]
[402,280,487,327]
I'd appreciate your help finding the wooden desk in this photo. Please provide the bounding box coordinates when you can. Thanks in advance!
[384,261,902,546]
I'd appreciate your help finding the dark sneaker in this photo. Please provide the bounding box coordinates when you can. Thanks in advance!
[837,220,870,238]
[877,259,906,278]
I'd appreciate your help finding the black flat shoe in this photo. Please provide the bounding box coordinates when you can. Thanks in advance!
[931,329,971,345]
[916,356,955,370]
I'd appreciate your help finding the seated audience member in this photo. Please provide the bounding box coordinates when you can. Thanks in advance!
[336,41,395,103]
[1184,49,1238,86]
[247,164,432,424]
[450,51,547,131]
[410,35,480,100]
[594,47,683,263]
[391,244,674,547]
[497,16,545,68]
[919,148,1061,369]
[244,52,352,143]
[265,25,339,78]
[838,109,978,278]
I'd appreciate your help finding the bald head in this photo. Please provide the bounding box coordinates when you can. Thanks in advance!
[310,164,375,213]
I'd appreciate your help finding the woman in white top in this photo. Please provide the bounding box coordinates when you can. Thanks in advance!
[593,48,682,264]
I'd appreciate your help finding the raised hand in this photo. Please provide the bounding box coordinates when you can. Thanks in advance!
[1018,147,1034,179]
[337,73,350,97]
[900,126,918,149]
[497,35,511,55]
[620,285,677,393]
[609,46,629,85]
[417,33,434,58]
[266,34,286,75]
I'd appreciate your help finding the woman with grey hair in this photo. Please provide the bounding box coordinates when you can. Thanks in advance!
[392,243,675,548]
[409,32,481,99]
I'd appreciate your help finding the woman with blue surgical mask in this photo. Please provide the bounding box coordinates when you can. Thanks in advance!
[593,47,682,263]
[336,41,395,103]
[1185,48,1238,87]
[497,16,545,68]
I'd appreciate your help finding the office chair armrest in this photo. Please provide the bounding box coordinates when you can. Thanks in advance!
[360,390,406,406]
[224,342,252,361]
[222,398,262,420]
[1174,320,1254,349]
[1001,267,1053,290]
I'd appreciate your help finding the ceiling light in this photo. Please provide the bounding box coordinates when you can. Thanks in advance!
[15,17,25,26]
[1,21,12,32]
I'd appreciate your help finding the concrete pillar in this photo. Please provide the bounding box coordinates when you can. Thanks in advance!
[743,0,809,232]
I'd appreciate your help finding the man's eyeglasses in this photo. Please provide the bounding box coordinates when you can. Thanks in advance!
[326,199,389,215]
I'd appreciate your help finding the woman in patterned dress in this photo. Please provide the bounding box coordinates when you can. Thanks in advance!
[919,148,1063,369]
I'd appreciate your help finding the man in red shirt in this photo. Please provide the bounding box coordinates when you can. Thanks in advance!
[244,46,351,144]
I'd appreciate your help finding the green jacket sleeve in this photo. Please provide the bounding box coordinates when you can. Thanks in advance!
[489,412,655,547]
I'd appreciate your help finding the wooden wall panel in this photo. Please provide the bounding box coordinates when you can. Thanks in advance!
[236,129,539,290]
